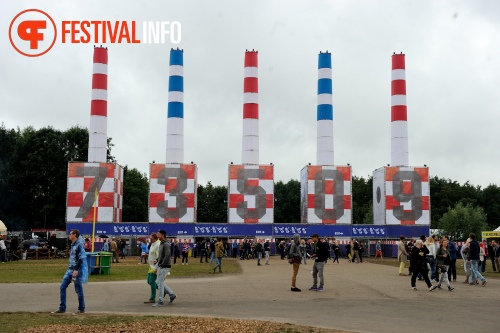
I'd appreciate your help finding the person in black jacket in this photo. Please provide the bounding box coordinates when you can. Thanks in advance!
[410,240,437,291]
[308,234,329,291]
[467,233,487,286]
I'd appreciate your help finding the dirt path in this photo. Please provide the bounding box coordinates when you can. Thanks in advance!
[1,257,498,332]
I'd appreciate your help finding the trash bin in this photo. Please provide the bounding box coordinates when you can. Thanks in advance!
[86,252,100,274]
[98,252,112,275]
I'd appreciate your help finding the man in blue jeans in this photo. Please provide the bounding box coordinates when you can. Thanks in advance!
[52,229,88,314]
[309,233,329,292]
[467,232,487,287]
[152,230,176,307]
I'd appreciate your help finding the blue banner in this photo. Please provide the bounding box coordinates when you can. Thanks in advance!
[194,224,230,236]
[229,224,273,236]
[66,223,149,236]
[149,223,194,236]
[272,224,352,237]
[385,225,430,238]
[65,222,430,239]
[352,226,387,238]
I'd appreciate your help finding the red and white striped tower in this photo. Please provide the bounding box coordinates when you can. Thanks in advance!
[88,46,108,163]
[391,52,408,166]
[242,50,259,165]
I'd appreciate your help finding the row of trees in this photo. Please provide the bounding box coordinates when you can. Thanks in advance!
[1,124,499,240]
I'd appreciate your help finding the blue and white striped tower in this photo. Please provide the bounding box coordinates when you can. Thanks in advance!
[166,48,184,164]
[317,51,334,166]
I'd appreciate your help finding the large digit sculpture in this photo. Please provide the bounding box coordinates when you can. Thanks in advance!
[373,166,429,225]
[228,50,274,224]
[300,52,352,224]
[228,165,273,223]
[66,162,123,222]
[149,163,197,222]
[372,53,430,225]
[148,48,197,223]
[66,46,124,223]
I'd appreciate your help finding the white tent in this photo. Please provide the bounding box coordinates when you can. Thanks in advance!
[0,220,6,235]
[494,226,500,232]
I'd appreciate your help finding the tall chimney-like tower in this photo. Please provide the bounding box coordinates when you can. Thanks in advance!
[316,51,334,166]
[391,53,408,166]
[166,48,184,164]
[88,46,108,163]
[242,50,259,165]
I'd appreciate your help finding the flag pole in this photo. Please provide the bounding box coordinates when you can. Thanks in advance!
[91,188,98,252]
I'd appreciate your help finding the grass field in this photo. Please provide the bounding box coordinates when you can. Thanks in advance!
[0,256,242,283]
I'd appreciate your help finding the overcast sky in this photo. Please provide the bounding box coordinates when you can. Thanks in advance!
[2,0,499,188]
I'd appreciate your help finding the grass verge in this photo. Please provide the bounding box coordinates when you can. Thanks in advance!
[0,313,349,333]
[0,256,242,283]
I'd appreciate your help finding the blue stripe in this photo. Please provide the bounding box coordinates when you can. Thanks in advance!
[318,78,332,94]
[169,76,183,92]
[169,49,183,66]
[318,53,331,69]
[317,104,333,120]
[168,102,184,118]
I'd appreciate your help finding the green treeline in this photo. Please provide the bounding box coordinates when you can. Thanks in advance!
[1,124,499,239]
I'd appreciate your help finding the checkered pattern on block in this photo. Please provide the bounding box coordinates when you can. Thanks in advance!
[384,166,429,225]
[66,162,123,222]
[149,163,197,223]
[228,165,274,224]
[302,165,352,224]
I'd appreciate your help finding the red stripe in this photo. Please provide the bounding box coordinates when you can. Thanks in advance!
[344,195,351,209]
[391,106,407,121]
[243,104,258,119]
[422,196,430,210]
[93,47,108,64]
[414,167,429,182]
[91,100,108,116]
[392,54,405,70]
[92,74,107,90]
[391,80,406,95]
[261,165,273,180]
[244,51,258,67]
[244,77,258,93]
[266,194,274,208]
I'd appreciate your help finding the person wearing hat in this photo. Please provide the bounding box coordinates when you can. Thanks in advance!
[308,234,329,292]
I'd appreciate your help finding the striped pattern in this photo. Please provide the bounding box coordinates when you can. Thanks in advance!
[148,163,197,223]
[301,165,352,224]
[242,50,259,165]
[166,48,184,164]
[317,52,334,166]
[391,53,409,166]
[373,166,430,225]
[88,46,108,163]
[66,162,123,222]
[228,164,274,224]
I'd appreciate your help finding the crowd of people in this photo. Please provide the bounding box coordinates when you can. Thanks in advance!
[45,228,499,315]
[396,232,498,291]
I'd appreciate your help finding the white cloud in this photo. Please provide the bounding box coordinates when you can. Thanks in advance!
[1,0,499,188]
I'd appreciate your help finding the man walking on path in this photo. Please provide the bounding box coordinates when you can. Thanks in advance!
[467,233,487,287]
[309,234,329,292]
[52,229,88,314]
[153,230,176,307]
